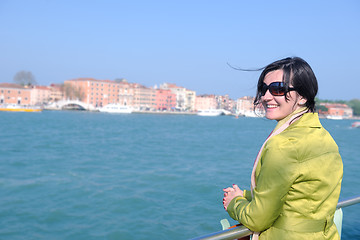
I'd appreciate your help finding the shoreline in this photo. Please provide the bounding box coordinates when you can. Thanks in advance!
[40,108,360,120]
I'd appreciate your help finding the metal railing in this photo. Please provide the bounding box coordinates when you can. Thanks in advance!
[191,195,360,240]
[336,195,360,209]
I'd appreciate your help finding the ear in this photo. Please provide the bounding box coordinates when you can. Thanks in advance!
[298,96,307,106]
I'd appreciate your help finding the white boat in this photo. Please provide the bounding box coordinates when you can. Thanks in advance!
[244,111,258,118]
[197,109,223,116]
[98,104,133,113]
[351,121,360,128]
[326,115,343,120]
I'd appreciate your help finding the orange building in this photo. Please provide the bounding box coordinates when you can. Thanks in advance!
[0,83,31,105]
[64,78,134,108]
[155,89,176,110]
[319,103,353,118]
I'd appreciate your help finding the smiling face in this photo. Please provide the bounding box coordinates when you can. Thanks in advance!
[261,70,304,121]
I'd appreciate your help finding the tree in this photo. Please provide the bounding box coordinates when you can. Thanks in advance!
[13,71,37,86]
[316,104,328,112]
[347,99,360,116]
[63,83,85,100]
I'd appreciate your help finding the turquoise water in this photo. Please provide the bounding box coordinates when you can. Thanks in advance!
[0,111,359,239]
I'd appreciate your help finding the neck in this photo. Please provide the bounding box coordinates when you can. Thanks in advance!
[273,107,308,133]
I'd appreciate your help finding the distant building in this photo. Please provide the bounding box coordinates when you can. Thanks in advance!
[118,80,134,107]
[319,103,353,118]
[0,83,31,105]
[30,85,51,105]
[132,83,156,110]
[236,96,255,115]
[49,84,64,102]
[155,89,176,110]
[216,94,236,112]
[195,94,217,110]
[64,78,134,108]
[185,89,196,111]
[160,83,196,111]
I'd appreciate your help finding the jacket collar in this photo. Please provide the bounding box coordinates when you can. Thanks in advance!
[291,112,322,128]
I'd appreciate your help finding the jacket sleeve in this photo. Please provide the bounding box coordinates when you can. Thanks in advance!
[243,189,252,201]
[227,136,298,232]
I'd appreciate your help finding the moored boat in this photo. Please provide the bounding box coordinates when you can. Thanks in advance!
[244,110,259,118]
[351,121,360,128]
[98,104,133,113]
[197,109,223,116]
[326,115,343,120]
[0,104,42,112]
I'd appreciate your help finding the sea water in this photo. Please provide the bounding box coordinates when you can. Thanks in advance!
[0,111,359,239]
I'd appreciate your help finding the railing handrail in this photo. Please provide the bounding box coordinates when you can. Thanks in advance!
[191,195,360,240]
[336,195,360,209]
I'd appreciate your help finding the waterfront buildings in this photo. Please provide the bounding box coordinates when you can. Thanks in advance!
[30,86,51,105]
[0,83,32,105]
[0,80,356,118]
[319,103,353,119]
[49,84,64,102]
[155,89,176,111]
[63,78,135,108]
[132,83,156,110]
[0,83,64,106]
[216,94,236,112]
[236,96,255,115]
[195,94,217,110]
[159,83,196,111]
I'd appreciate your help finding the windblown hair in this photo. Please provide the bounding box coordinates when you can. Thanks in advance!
[254,57,318,113]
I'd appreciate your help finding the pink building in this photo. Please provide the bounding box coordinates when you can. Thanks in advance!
[195,94,217,110]
[64,78,134,107]
[0,83,31,105]
[155,89,176,110]
[30,86,51,105]
[160,83,196,111]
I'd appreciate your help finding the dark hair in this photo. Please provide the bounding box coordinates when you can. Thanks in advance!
[254,57,318,112]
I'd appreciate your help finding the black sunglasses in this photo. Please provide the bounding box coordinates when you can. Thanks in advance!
[260,82,296,96]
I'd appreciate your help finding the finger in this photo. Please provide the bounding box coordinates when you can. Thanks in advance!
[233,184,240,191]
[223,187,233,192]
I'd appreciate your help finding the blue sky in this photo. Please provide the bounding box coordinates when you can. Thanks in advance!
[1,0,359,100]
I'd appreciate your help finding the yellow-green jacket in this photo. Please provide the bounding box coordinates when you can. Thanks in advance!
[227,113,343,239]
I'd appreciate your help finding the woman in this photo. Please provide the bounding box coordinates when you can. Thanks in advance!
[223,57,343,239]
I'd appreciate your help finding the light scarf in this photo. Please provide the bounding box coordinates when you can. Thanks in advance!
[250,107,308,240]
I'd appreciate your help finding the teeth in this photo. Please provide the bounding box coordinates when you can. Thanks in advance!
[267,104,278,108]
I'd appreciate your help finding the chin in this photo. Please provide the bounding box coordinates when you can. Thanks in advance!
[265,112,282,121]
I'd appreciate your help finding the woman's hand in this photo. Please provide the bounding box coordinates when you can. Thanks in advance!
[223,184,244,210]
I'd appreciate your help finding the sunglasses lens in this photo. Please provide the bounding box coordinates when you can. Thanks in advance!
[269,83,285,96]
[261,82,286,96]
